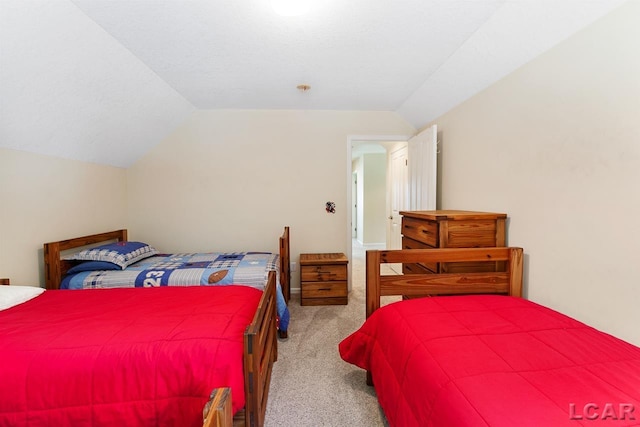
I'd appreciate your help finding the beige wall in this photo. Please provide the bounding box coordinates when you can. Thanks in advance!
[431,1,640,345]
[127,110,415,289]
[0,148,127,286]
[362,153,387,244]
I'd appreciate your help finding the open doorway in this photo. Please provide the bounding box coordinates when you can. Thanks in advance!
[351,142,387,247]
[347,135,409,292]
[346,127,439,288]
[346,135,411,283]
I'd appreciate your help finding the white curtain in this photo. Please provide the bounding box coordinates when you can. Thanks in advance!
[407,124,437,210]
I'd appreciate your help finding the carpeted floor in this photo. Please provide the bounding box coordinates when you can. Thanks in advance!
[264,242,399,427]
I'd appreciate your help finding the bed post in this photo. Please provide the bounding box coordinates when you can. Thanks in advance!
[202,388,233,427]
[508,247,524,297]
[365,250,381,387]
[365,250,381,319]
[279,226,290,303]
[44,242,61,290]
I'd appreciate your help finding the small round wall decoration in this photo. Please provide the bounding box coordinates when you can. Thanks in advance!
[325,201,336,214]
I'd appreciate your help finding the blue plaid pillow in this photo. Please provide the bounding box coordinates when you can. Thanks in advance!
[64,241,157,269]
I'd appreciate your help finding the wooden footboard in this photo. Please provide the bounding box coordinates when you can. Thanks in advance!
[366,247,524,318]
[202,272,277,427]
[243,270,278,427]
[364,247,523,385]
[203,271,278,427]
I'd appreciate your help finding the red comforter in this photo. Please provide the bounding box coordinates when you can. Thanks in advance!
[0,285,262,427]
[340,295,640,426]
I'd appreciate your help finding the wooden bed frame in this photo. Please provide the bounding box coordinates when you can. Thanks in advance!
[42,230,285,427]
[365,247,523,386]
[202,270,278,427]
[1,271,276,427]
[43,226,291,304]
[239,270,278,427]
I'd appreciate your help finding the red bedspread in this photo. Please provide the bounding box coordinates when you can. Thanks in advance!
[340,295,640,426]
[0,285,262,427]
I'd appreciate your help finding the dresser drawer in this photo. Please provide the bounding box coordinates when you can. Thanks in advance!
[402,263,435,275]
[301,281,348,299]
[402,237,438,272]
[301,264,347,282]
[441,261,503,273]
[402,217,438,246]
[446,220,500,247]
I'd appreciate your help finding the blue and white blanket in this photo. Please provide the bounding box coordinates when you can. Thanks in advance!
[61,252,290,332]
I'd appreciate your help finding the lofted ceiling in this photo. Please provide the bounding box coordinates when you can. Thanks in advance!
[0,0,627,167]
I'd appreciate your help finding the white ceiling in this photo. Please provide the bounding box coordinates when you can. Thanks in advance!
[0,0,627,167]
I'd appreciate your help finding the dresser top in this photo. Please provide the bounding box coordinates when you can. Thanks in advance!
[399,210,507,221]
[300,253,348,265]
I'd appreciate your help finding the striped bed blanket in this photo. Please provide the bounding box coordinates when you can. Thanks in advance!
[61,251,290,332]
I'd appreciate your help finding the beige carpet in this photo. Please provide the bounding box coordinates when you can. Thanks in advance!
[264,242,399,427]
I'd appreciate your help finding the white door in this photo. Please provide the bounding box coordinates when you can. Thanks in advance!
[389,146,408,250]
[408,124,438,210]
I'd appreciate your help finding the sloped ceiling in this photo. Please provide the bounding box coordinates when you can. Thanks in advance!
[0,0,627,168]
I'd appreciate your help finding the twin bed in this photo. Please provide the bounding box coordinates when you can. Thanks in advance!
[340,247,640,426]
[44,227,291,338]
[0,227,290,427]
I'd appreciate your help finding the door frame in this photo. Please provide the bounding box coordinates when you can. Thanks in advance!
[346,134,412,289]
[351,171,357,239]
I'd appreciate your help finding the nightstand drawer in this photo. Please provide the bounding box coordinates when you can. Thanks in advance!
[301,264,347,282]
[301,281,348,299]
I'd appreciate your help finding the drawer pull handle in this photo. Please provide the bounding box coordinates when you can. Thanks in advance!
[317,270,332,274]
[318,288,331,291]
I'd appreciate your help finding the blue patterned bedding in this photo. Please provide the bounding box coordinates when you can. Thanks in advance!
[61,251,290,332]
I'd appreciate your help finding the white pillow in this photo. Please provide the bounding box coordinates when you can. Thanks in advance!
[0,286,45,311]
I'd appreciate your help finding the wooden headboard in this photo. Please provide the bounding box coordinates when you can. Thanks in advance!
[366,247,524,318]
[43,227,292,299]
[44,230,128,290]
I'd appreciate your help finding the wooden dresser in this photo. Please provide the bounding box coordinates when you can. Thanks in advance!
[399,210,507,274]
[300,253,348,306]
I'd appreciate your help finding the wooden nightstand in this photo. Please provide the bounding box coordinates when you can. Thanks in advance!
[300,253,348,306]
[0,278,9,286]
